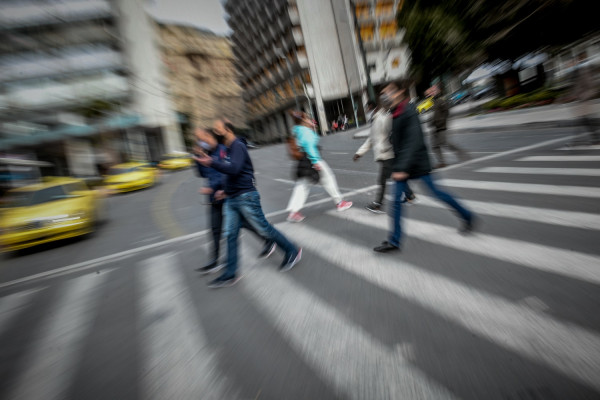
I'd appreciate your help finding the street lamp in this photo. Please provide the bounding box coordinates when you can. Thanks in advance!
[275,47,300,111]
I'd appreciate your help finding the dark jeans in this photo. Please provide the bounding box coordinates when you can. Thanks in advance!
[209,202,264,263]
[222,191,298,278]
[432,128,467,164]
[389,174,472,247]
[376,159,414,204]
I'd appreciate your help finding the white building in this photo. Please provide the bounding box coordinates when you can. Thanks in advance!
[0,0,184,177]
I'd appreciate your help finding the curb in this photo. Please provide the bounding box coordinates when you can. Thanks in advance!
[450,117,600,134]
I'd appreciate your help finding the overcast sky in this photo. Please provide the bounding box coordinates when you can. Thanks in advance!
[146,0,231,35]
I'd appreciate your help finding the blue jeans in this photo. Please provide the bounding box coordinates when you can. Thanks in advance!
[389,174,472,247]
[222,191,298,278]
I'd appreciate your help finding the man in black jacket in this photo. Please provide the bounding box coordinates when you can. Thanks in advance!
[431,88,469,169]
[374,80,475,253]
[196,119,302,288]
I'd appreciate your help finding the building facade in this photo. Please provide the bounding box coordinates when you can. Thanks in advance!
[0,0,184,178]
[156,22,247,144]
[224,0,409,140]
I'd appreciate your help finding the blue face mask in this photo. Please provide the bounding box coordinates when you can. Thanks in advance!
[197,140,211,151]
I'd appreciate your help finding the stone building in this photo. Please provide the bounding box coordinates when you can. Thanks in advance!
[156,22,247,143]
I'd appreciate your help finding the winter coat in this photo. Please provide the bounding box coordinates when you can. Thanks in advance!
[355,109,394,161]
[432,97,449,131]
[391,102,432,177]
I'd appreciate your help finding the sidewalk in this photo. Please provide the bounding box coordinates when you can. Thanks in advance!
[354,99,600,138]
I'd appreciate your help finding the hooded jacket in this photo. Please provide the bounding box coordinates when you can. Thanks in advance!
[355,108,394,161]
[210,138,256,198]
[391,102,432,177]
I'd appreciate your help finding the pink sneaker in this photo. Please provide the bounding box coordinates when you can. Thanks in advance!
[336,200,353,212]
[287,212,306,222]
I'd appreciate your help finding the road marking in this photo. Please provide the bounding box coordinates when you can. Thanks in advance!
[1,132,587,288]
[518,155,600,162]
[0,288,43,336]
[477,167,600,176]
[415,195,600,230]
[139,253,234,399]
[332,208,600,284]
[286,221,600,391]
[274,178,296,184]
[439,179,600,198]
[558,145,600,150]
[7,272,107,400]
[242,263,458,399]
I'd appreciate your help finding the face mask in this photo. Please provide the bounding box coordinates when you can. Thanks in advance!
[197,140,212,151]
[380,93,393,107]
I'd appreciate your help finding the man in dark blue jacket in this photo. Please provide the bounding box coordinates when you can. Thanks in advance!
[195,129,276,275]
[374,80,476,253]
[195,120,302,288]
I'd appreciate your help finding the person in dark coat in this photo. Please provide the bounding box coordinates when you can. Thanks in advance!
[374,79,476,253]
[431,87,469,168]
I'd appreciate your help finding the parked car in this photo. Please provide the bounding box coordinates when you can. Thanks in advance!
[472,85,497,100]
[417,97,434,113]
[158,152,193,170]
[0,177,106,252]
[103,162,158,193]
[450,89,470,105]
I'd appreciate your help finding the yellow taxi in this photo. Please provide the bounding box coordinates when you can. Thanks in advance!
[417,97,434,113]
[0,177,106,252]
[103,162,158,193]
[158,152,193,170]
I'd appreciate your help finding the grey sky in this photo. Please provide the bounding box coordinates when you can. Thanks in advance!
[146,0,231,35]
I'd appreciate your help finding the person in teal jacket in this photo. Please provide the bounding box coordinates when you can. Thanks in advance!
[286,111,353,222]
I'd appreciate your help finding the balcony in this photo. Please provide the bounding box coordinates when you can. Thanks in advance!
[292,27,304,46]
[288,6,300,25]
[0,46,124,84]
[1,72,129,111]
[0,0,113,30]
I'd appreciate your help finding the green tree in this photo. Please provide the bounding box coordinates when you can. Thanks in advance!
[398,0,597,91]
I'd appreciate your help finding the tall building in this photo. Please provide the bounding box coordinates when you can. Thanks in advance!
[0,0,183,177]
[224,0,409,140]
[156,22,247,145]
[353,0,409,86]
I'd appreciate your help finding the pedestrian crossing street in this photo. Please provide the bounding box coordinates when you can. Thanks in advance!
[1,144,600,399]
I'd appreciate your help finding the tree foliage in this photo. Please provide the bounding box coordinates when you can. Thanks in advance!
[398,0,598,88]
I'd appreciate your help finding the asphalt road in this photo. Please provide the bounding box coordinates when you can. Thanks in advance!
[1,125,599,400]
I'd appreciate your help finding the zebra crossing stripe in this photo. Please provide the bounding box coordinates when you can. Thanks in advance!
[413,195,600,230]
[7,273,108,400]
[438,179,600,199]
[331,209,600,285]
[241,265,458,399]
[517,155,600,162]
[282,220,600,391]
[558,145,600,150]
[476,167,600,176]
[0,288,42,337]
[138,253,235,400]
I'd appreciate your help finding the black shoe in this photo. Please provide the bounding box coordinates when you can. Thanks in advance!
[365,202,385,214]
[433,163,447,169]
[207,274,240,289]
[373,241,400,253]
[459,215,477,234]
[196,262,225,275]
[280,248,302,272]
[259,241,277,258]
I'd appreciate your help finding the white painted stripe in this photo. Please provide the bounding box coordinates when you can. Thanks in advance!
[477,167,600,176]
[242,264,458,399]
[274,178,296,184]
[439,179,600,199]
[415,195,600,230]
[0,288,42,336]
[331,208,600,284]
[138,253,234,400]
[558,145,600,150]
[7,272,108,400]
[518,155,600,162]
[284,220,600,391]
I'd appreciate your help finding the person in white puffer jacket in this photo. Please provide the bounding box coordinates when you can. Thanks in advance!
[353,101,416,214]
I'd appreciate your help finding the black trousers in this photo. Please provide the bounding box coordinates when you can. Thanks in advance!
[209,202,264,262]
[376,159,414,205]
